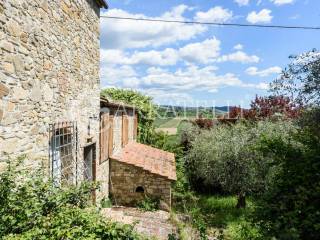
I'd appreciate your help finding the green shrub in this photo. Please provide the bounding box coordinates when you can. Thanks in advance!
[226,220,262,240]
[137,195,160,212]
[254,129,320,240]
[100,197,112,208]
[185,120,296,206]
[0,159,143,240]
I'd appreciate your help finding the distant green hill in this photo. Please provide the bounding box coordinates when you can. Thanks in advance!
[215,106,230,112]
[156,105,229,119]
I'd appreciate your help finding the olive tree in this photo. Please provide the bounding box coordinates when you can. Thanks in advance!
[186,121,296,208]
[271,49,320,105]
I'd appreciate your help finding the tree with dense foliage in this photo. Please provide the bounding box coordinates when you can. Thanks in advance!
[101,88,156,144]
[254,122,320,239]
[180,123,200,152]
[0,158,143,240]
[185,121,296,208]
[250,50,320,239]
[271,49,320,105]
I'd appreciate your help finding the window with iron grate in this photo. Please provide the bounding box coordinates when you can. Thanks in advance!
[49,122,78,186]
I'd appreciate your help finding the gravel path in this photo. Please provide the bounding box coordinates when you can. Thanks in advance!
[102,207,177,240]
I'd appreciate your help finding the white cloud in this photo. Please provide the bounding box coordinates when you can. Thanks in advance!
[100,65,138,86]
[270,0,294,5]
[194,6,233,23]
[242,82,269,90]
[245,66,282,77]
[122,77,141,88]
[256,83,269,90]
[133,49,179,66]
[101,40,259,66]
[101,48,179,66]
[140,88,193,105]
[234,44,243,50]
[217,51,260,63]
[142,66,233,91]
[101,5,206,49]
[142,65,265,92]
[179,38,221,63]
[234,0,250,6]
[101,38,221,65]
[247,9,273,24]
[100,64,269,104]
[101,49,130,65]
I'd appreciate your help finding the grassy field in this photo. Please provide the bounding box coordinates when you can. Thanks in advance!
[154,118,172,128]
[158,118,182,128]
[155,118,193,135]
[200,195,259,239]
[173,194,259,240]
[155,117,183,128]
[167,121,260,240]
[156,105,227,120]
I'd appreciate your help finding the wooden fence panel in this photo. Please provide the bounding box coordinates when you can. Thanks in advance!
[108,115,114,156]
[122,114,129,146]
[133,113,138,140]
[100,113,110,163]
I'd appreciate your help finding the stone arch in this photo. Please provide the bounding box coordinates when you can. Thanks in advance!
[135,186,145,193]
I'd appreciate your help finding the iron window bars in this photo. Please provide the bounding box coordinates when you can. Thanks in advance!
[49,122,78,186]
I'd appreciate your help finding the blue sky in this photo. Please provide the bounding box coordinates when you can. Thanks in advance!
[100,0,320,107]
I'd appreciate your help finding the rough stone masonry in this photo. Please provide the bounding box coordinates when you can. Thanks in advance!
[110,159,172,209]
[0,0,108,199]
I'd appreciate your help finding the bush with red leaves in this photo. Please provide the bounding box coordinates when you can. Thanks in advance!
[193,118,214,129]
[219,95,302,123]
[250,95,301,120]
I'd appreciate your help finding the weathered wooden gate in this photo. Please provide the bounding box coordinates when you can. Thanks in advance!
[100,113,113,163]
[122,113,129,147]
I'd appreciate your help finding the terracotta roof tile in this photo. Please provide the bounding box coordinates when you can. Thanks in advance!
[111,142,176,181]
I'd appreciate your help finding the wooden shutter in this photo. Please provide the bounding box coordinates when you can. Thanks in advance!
[100,113,109,163]
[133,113,138,140]
[108,115,114,156]
[122,114,129,147]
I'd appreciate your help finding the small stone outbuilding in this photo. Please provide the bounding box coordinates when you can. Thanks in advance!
[100,98,176,210]
[110,142,176,209]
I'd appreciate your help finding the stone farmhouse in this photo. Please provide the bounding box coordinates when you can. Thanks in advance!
[0,0,108,199]
[0,0,176,207]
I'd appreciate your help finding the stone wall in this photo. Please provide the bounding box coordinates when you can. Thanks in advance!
[110,159,172,209]
[0,0,108,199]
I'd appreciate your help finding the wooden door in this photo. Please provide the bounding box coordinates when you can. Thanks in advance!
[133,113,138,140]
[122,113,129,146]
[108,115,114,156]
[100,113,108,163]
[100,113,112,163]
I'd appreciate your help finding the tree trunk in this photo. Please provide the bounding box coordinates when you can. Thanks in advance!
[236,192,246,208]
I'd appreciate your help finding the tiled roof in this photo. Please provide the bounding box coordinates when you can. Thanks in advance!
[111,142,177,181]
